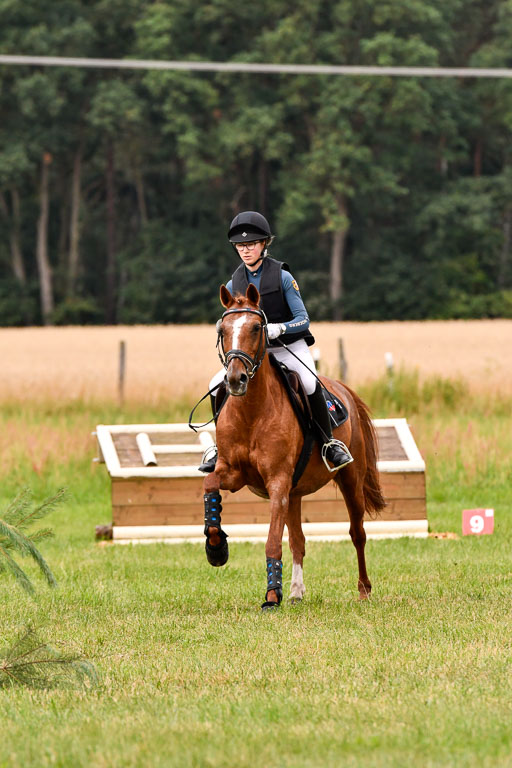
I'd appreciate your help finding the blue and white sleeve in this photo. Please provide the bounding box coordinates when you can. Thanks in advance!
[281,271,310,334]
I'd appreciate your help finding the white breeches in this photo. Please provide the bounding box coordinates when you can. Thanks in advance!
[209,339,318,396]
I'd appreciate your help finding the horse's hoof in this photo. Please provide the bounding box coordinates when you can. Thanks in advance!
[205,538,229,567]
[261,600,281,611]
[289,596,303,605]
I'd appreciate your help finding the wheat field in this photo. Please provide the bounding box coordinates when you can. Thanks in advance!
[0,319,510,403]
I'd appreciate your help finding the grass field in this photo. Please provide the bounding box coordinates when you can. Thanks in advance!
[1,323,512,767]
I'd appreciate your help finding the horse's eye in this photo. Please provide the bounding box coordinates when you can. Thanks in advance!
[251,323,262,334]
[215,319,223,335]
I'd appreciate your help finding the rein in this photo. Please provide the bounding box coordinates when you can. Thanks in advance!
[188,383,222,432]
[217,307,268,380]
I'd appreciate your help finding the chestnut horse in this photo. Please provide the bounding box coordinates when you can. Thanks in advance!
[202,283,386,609]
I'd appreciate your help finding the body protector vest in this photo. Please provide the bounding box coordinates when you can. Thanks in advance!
[231,257,315,347]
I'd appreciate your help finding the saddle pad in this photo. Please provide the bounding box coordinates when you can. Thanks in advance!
[323,388,349,428]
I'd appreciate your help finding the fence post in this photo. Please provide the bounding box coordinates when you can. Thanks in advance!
[118,340,126,404]
[385,351,394,393]
[338,338,348,381]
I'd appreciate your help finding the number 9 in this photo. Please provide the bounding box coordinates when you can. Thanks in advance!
[470,515,484,534]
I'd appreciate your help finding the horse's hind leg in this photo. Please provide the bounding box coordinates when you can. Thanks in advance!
[335,470,372,600]
[287,495,306,602]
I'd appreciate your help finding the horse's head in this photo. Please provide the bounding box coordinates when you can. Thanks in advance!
[217,284,267,396]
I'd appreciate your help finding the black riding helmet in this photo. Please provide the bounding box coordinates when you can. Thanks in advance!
[228,211,273,243]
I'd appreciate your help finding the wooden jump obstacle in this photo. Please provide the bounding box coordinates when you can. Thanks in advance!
[95,419,427,543]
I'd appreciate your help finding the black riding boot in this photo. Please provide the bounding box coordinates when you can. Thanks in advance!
[308,383,353,471]
[198,394,218,473]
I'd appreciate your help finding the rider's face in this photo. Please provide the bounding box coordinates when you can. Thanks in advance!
[235,240,265,270]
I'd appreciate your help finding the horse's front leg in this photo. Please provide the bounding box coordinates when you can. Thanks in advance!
[262,478,291,610]
[203,465,243,568]
[287,494,306,603]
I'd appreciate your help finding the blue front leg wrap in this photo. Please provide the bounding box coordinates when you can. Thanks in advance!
[204,492,223,536]
[266,557,283,604]
[203,491,228,567]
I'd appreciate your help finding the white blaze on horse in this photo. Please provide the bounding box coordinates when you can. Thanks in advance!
[202,284,385,609]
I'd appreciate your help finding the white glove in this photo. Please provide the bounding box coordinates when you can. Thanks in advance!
[267,323,286,340]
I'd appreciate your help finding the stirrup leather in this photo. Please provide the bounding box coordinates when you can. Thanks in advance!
[321,439,354,473]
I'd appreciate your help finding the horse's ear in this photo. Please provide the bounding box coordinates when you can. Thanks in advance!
[246,283,260,307]
[220,284,234,308]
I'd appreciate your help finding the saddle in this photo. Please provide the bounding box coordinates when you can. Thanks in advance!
[268,354,349,431]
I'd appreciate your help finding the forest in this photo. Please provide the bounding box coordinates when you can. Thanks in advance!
[1,0,512,326]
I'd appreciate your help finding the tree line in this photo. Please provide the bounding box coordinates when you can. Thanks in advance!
[1,0,512,326]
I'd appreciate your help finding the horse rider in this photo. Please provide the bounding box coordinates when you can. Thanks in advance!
[199,210,353,473]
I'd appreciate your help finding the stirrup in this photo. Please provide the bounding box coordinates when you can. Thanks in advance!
[198,444,218,473]
[321,439,354,473]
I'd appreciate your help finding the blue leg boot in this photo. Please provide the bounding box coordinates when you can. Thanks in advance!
[204,491,229,567]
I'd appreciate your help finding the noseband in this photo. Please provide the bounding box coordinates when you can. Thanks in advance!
[217,307,268,380]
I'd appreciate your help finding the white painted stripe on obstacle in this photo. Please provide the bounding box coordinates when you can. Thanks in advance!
[377,461,424,473]
[372,418,426,471]
[2,55,512,79]
[96,425,121,473]
[112,519,428,541]
[101,459,424,477]
[102,461,420,475]
[113,532,429,544]
[108,466,207,478]
[99,423,216,434]
[394,419,426,469]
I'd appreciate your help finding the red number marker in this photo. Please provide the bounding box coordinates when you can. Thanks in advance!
[462,508,494,536]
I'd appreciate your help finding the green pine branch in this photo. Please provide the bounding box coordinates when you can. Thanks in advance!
[3,488,65,530]
[0,626,98,690]
[0,488,63,594]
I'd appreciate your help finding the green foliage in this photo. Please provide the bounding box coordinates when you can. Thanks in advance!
[0,488,62,594]
[51,296,103,325]
[0,278,37,326]
[2,0,512,324]
[0,625,98,690]
[360,367,471,415]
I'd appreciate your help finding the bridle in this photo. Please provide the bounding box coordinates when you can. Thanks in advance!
[216,307,268,381]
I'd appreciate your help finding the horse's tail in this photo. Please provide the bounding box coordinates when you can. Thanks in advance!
[346,385,386,518]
